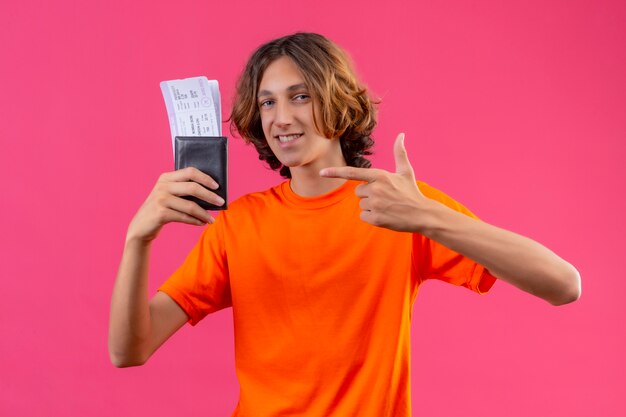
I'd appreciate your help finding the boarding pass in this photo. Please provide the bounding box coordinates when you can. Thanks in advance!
[160,76,222,155]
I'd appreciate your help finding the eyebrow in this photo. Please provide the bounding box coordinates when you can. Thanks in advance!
[257,83,308,98]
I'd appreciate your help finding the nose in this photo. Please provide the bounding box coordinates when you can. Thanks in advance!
[274,99,293,127]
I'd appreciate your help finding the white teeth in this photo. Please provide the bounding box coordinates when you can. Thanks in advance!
[278,134,302,143]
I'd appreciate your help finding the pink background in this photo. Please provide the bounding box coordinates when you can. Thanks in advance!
[1,0,624,415]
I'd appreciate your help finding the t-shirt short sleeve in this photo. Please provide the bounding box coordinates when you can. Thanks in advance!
[413,182,497,294]
[158,213,232,325]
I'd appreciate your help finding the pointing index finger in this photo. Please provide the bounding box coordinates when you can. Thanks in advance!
[320,166,381,182]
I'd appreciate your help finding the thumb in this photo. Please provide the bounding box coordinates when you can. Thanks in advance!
[394,133,414,177]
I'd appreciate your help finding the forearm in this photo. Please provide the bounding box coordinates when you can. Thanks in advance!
[108,234,154,366]
[107,168,217,366]
[418,200,581,305]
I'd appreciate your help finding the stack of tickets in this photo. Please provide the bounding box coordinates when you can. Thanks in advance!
[160,77,222,155]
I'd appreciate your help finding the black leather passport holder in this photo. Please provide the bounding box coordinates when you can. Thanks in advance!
[174,136,228,210]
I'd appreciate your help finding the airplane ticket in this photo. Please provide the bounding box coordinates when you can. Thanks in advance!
[160,76,222,154]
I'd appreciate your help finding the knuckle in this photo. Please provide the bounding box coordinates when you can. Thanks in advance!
[154,207,169,223]
[155,194,168,207]
[185,200,197,213]
[195,185,212,201]
[184,181,198,194]
[154,182,167,194]
[369,213,382,226]
[360,211,373,224]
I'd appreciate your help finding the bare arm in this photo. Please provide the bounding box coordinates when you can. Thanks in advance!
[108,167,224,367]
[421,200,581,305]
[321,133,581,306]
[108,237,188,367]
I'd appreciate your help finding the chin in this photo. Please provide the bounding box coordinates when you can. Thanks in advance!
[277,157,307,169]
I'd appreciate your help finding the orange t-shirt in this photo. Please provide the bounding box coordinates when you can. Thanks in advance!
[159,179,496,417]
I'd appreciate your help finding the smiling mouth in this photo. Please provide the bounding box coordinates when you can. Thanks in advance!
[276,133,303,143]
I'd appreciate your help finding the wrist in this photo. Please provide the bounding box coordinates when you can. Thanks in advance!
[413,198,448,237]
[125,230,154,249]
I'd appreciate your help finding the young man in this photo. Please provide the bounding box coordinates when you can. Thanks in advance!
[109,33,581,416]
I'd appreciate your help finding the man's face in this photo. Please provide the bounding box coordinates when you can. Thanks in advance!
[257,56,344,173]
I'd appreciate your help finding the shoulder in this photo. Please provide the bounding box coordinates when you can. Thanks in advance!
[416,180,479,219]
[416,180,454,204]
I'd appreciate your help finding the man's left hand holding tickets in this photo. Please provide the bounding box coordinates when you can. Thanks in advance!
[320,133,433,233]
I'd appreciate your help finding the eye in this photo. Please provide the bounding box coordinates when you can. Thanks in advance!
[293,93,310,102]
[259,99,274,108]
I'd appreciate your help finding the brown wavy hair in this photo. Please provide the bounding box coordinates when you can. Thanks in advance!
[229,32,378,178]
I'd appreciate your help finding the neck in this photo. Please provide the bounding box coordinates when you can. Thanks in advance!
[287,136,348,197]
[289,170,347,197]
